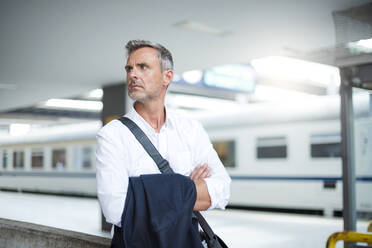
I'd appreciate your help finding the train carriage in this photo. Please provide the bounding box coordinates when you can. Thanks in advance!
[1,94,371,217]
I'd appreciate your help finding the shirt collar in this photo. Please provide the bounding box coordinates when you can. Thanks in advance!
[164,106,175,130]
[125,103,174,133]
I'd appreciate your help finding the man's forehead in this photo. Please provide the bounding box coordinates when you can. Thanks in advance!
[127,47,159,63]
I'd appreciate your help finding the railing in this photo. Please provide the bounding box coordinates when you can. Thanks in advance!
[326,231,372,248]
[0,218,110,248]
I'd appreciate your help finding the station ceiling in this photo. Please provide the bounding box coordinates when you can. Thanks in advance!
[0,0,372,112]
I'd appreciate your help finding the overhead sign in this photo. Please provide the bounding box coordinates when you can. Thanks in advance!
[173,64,256,93]
[203,64,256,93]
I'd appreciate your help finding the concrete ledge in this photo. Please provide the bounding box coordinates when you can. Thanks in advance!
[0,218,111,248]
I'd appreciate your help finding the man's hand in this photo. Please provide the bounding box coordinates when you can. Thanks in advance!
[189,163,211,180]
[190,164,212,211]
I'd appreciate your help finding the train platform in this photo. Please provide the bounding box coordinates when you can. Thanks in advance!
[0,191,370,248]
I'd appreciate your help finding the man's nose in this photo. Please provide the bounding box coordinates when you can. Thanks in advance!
[127,68,139,80]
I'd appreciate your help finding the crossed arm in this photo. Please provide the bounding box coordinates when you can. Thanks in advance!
[190,163,211,211]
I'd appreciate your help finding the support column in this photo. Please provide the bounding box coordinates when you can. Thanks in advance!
[340,68,357,248]
[100,83,127,232]
[101,84,127,125]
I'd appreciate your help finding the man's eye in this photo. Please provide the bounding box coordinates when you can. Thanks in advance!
[140,64,146,70]
[125,67,132,73]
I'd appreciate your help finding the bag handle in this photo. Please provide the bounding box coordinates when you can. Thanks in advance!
[118,116,218,243]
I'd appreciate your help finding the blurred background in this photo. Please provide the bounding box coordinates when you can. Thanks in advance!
[0,0,372,247]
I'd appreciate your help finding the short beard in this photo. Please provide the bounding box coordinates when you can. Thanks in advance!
[128,88,162,103]
[128,92,146,103]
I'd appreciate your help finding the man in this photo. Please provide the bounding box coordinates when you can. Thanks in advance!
[96,40,231,246]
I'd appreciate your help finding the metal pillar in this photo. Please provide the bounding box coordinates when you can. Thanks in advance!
[100,83,127,232]
[340,68,357,248]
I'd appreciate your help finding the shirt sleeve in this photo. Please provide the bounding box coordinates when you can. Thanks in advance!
[191,121,231,210]
[96,126,128,227]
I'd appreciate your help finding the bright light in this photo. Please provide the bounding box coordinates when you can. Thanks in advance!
[10,124,31,136]
[44,99,103,111]
[88,89,103,99]
[348,38,372,54]
[251,56,340,87]
[173,73,181,82]
[166,94,237,112]
[204,64,256,93]
[253,85,316,104]
[356,38,372,48]
[182,70,203,84]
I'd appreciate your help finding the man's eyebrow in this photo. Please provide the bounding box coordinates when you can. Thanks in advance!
[125,62,149,71]
[137,62,148,67]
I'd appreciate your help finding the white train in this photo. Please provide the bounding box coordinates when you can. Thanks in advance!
[0,94,371,217]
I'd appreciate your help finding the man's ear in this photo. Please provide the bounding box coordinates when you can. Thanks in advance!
[163,69,173,88]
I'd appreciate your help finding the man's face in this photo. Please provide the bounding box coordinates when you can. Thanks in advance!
[125,47,165,102]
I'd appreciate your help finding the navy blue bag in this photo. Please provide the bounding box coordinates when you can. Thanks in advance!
[121,174,203,248]
[119,117,228,248]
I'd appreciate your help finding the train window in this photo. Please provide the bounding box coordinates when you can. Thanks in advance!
[13,150,24,169]
[212,140,236,168]
[52,149,66,170]
[310,133,341,158]
[82,146,92,169]
[31,149,44,169]
[256,136,287,159]
[2,150,7,169]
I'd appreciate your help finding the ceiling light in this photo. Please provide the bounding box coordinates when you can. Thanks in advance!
[348,38,372,54]
[204,64,256,93]
[166,94,237,112]
[173,20,231,36]
[9,123,31,136]
[251,56,340,87]
[253,85,315,103]
[182,70,203,84]
[88,88,103,99]
[43,99,103,111]
[356,38,372,48]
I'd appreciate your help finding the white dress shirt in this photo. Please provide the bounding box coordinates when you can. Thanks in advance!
[95,106,231,227]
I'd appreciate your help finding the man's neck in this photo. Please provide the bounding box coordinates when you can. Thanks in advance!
[134,99,165,132]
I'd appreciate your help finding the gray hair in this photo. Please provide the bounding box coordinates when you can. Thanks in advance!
[125,40,174,71]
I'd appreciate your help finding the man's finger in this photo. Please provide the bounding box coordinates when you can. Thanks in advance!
[190,165,203,179]
[189,165,201,180]
[199,166,211,179]
[190,164,211,180]
[191,167,203,180]
[193,164,208,179]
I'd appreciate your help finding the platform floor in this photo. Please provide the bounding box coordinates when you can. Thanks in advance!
[0,191,369,248]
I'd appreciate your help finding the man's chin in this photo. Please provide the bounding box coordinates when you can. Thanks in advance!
[129,93,147,102]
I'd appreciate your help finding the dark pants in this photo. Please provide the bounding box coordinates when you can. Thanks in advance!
[110,225,125,248]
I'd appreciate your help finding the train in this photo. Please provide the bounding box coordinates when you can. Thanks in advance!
[1,93,371,218]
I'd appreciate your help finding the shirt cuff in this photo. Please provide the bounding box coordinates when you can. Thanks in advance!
[203,177,229,210]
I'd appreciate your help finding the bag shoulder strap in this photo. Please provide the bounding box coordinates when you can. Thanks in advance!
[118,116,218,243]
[118,117,173,174]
